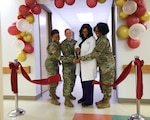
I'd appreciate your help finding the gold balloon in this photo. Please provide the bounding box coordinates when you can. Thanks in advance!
[98,0,106,3]
[117,25,129,40]
[23,33,33,43]
[140,11,150,22]
[16,33,21,39]
[17,51,27,62]
[119,10,128,20]
[20,32,26,37]
[25,14,35,24]
[115,0,126,7]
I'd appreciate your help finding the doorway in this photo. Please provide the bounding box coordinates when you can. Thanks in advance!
[39,5,52,94]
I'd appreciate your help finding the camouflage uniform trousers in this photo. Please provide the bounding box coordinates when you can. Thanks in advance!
[98,63,115,99]
[62,63,76,97]
[45,61,59,96]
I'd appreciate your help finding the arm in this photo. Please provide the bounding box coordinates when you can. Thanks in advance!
[47,43,60,61]
[81,37,109,61]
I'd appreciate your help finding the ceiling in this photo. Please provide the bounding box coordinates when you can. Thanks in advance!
[39,0,114,34]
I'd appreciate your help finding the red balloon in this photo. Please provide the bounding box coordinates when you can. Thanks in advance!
[86,0,97,8]
[17,15,25,19]
[55,0,65,8]
[135,6,146,17]
[8,25,20,35]
[19,5,30,16]
[23,43,34,54]
[133,0,145,7]
[25,0,36,8]
[126,15,140,27]
[31,4,41,14]
[127,38,140,49]
[65,0,75,5]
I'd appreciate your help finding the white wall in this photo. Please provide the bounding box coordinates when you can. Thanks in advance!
[0,5,4,120]
[1,0,71,99]
[116,0,150,100]
[1,0,41,98]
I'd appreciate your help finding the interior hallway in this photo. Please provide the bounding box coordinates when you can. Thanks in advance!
[3,75,150,120]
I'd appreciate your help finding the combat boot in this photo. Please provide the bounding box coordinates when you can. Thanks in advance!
[64,97,74,107]
[50,94,60,99]
[50,94,60,105]
[96,98,110,108]
[95,99,104,105]
[68,94,76,100]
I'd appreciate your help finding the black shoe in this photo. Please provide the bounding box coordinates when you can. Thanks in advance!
[78,98,85,104]
[81,102,92,107]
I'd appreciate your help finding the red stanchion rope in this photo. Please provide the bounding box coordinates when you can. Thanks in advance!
[9,62,62,94]
[92,58,144,99]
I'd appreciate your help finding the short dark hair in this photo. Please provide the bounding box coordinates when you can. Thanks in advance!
[96,22,109,35]
[51,29,59,36]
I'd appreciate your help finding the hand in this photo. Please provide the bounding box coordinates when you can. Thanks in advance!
[73,58,80,63]
[51,50,56,54]
[74,48,80,54]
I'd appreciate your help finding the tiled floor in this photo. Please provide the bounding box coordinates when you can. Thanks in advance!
[3,76,150,120]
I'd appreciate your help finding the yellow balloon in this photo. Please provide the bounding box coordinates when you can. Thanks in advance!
[119,10,128,19]
[17,51,27,62]
[16,33,22,39]
[140,11,150,22]
[23,33,33,43]
[115,0,126,7]
[25,14,35,24]
[117,25,129,40]
[98,0,106,3]
[20,32,26,37]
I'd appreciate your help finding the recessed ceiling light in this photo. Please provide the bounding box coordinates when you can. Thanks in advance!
[76,12,93,22]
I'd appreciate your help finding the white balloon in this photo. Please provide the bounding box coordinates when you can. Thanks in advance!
[122,1,137,15]
[12,39,25,50]
[129,23,146,39]
[16,19,32,32]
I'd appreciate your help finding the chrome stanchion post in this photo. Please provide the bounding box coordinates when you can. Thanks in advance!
[128,56,145,120]
[8,59,25,117]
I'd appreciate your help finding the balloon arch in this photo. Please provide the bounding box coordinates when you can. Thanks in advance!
[116,0,150,49]
[7,0,150,62]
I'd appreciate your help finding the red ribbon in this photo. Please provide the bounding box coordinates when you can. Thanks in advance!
[92,61,133,87]
[9,62,19,94]
[134,58,144,99]
[9,62,61,94]
[92,58,144,100]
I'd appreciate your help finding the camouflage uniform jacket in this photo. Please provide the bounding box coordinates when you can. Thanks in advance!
[81,35,115,72]
[60,39,77,65]
[45,41,61,76]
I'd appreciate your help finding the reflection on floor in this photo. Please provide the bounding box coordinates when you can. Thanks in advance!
[4,76,150,120]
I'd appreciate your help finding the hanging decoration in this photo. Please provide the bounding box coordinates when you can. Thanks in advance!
[54,0,65,8]
[116,0,150,49]
[86,0,97,8]
[54,0,107,8]
[7,0,41,62]
[65,0,75,5]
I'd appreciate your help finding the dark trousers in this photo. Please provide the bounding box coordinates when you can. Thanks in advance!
[82,80,94,104]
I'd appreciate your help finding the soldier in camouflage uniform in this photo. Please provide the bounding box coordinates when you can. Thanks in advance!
[80,23,115,108]
[45,29,61,105]
[60,28,77,107]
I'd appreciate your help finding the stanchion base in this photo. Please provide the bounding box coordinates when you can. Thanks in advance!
[8,108,26,117]
[128,114,145,120]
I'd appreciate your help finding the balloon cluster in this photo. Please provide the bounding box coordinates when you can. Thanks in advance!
[8,0,41,62]
[54,0,106,8]
[116,0,150,49]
